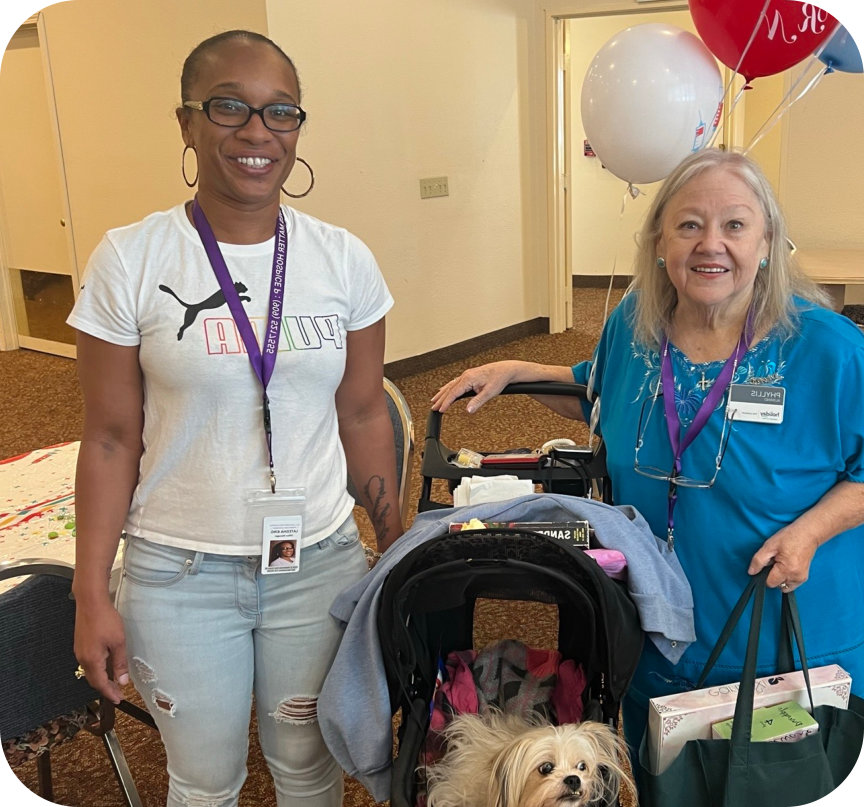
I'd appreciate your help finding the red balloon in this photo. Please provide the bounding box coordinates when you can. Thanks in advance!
[689,0,838,82]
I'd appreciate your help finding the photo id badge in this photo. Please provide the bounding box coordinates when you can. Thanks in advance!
[244,488,306,574]
[727,384,785,424]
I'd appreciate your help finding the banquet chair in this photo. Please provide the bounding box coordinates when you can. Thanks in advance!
[347,377,415,525]
[0,558,144,807]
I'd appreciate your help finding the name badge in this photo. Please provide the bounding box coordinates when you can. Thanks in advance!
[264,516,301,574]
[726,384,785,424]
[244,488,306,574]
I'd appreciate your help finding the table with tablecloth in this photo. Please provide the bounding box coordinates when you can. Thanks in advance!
[0,441,80,592]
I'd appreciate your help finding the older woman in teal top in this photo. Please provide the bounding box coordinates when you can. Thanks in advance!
[432,148,864,769]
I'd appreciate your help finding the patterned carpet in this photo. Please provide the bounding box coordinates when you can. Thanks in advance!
[0,287,627,806]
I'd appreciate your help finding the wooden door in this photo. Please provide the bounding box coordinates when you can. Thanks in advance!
[0,18,78,357]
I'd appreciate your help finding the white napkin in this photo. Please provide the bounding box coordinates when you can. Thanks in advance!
[452,475,534,506]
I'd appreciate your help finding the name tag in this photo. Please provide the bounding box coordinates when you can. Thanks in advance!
[727,384,785,424]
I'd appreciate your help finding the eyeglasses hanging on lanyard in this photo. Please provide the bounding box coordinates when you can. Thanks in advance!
[634,313,752,550]
[191,198,287,493]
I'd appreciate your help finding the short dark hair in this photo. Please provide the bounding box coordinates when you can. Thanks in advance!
[180,30,300,102]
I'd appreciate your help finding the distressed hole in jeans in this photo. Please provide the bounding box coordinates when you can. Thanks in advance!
[132,657,158,685]
[270,696,318,725]
[183,792,233,807]
[152,689,176,717]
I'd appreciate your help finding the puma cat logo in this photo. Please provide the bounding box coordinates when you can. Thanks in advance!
[159,282,251,341]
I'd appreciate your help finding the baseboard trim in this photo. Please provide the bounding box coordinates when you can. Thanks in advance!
[572,274,632,289]
[385,317,549,379]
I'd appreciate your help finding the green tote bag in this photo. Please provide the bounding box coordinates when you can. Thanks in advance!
[638,568,864,807]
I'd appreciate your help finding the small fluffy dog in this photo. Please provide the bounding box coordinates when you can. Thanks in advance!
[425,711,636,807]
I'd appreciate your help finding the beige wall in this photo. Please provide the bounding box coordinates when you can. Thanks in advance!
[39,0,269,267]
[781,68,864,250]
[265,0,546,361]
[783,67,864,303]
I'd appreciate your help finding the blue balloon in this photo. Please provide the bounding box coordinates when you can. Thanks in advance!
[818,25,863,74]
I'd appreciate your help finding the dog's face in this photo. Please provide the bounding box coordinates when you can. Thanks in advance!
[425,713,635,807]
[492,723,625,807]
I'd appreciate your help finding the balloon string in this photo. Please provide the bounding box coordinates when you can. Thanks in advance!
[706,0,771,148]
[708,0,771,150]
[744,57,829,154]
[731,0,772,81]
[813,21,843,63]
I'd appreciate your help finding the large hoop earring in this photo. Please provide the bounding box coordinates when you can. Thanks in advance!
[182,145,198,188]
[281,157,315,198]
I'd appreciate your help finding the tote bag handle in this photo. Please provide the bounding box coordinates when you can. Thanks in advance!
[694,568,816,800]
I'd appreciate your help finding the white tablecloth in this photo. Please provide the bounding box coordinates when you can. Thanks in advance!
[0,441,79,591]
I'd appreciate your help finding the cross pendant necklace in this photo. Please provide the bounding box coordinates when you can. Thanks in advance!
[697,371,712,392]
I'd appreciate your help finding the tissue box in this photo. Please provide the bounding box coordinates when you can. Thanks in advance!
[648,664,851,773]
[711,700,819,742]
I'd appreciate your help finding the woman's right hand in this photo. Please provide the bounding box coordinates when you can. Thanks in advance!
[431,361,528,414]
[74,599,129,704]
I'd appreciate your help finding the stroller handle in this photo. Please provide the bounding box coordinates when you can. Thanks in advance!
[425,381,592,441]
[419,380,608,512]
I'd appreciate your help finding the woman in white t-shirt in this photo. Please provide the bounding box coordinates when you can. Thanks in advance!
[68,30,402,807]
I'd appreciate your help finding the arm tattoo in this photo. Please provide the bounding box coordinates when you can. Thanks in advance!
[363,474,392,544]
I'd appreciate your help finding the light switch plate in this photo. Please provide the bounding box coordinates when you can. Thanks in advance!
[420,176,449,199]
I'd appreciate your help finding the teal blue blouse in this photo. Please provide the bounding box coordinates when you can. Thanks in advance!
[573,292,864,701]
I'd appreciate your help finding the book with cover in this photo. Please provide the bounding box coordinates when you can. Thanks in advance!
[449,520,591,547]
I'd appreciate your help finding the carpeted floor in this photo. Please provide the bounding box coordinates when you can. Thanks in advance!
[1,287,624,806]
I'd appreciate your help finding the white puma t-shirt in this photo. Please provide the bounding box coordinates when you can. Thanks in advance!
[68,203,393,553]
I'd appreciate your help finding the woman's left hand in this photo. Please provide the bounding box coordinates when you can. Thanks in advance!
[748,480,864,592]
[748,524,819,592]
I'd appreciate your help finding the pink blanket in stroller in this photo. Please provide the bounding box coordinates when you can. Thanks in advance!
[426,638,588,762]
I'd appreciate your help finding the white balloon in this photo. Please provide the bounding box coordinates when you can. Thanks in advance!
[581,24,724,185]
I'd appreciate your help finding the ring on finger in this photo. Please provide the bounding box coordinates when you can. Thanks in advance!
[780,582,790,590]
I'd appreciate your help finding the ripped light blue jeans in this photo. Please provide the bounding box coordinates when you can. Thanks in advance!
[116,516,368,807]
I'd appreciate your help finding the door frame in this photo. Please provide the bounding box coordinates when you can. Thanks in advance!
[544,1,690,333]
[0,12,79,357]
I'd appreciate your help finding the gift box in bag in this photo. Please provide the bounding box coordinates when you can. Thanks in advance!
[647,663,851,773]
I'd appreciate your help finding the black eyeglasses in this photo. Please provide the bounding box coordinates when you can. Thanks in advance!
[633,390,735,488]
[183,97,306,133]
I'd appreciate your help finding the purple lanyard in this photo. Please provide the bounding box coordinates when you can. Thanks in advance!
[191,199,287,492]
[659,313,752,549]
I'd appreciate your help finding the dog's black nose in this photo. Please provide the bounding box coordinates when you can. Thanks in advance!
[563,775,582,792]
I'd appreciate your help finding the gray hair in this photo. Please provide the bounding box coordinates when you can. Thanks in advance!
[630,148,828,349]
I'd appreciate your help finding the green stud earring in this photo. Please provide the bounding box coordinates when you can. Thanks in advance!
[759,257,769,269]
[656,257,666,269]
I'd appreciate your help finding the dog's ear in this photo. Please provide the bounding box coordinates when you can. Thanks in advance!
[489,735,532,807]
[571,722,637,807]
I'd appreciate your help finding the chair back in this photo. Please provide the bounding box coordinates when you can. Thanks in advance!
[0,560,102,739]
[347,377,415,525]
[383,377,415,525]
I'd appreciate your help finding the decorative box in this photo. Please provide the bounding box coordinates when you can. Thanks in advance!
[647,664,851,773]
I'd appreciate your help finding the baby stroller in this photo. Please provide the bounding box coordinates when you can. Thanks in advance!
[379,523,643,806]
[418,381,611,512]
[319,384,667,805]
